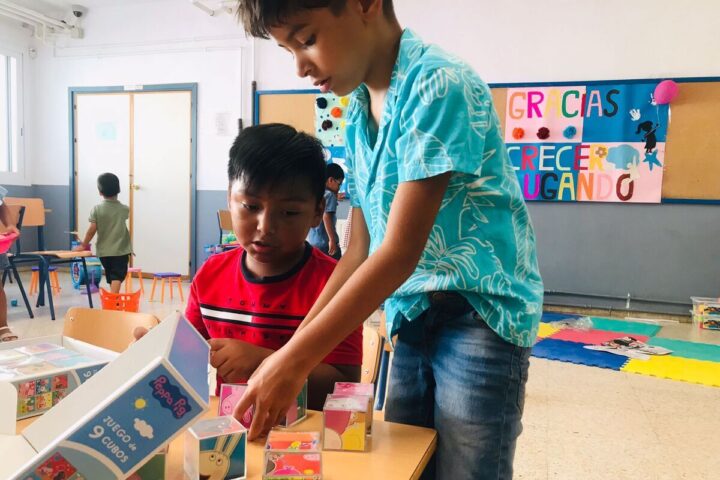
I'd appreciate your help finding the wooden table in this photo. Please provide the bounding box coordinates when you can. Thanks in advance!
[18,397,437,479]
[14,250,94,319]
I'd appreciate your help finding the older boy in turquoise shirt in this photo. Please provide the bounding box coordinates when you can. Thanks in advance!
[234,2,543,478]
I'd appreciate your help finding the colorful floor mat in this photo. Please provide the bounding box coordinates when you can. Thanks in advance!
[536,323,561,339]
[622,355,720,387]
[647,338,720,363]
[589,317,662,337]
[549,328,649,345]
[532,338,629,370]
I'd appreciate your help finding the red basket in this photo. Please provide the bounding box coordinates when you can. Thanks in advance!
[100,288,141,312]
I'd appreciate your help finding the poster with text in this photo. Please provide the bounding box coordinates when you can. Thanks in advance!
[505,82,668,203]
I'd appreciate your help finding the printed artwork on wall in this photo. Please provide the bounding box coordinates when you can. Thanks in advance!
[315,93,350,196]
[505,81,668,203]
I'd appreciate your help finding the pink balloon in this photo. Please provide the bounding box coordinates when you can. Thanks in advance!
[654,80,679,105]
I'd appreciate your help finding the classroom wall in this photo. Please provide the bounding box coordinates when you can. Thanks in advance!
[252,0,720,312]
[4,1,250,256]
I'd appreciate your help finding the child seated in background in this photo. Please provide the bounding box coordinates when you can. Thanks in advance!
[307,162,345,260]
[0,185,20,342]
[74,173,132,293]
[171,124,361,408]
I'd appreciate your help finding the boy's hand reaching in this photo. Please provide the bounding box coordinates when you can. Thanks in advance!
[233,349,309,440]
[209,338,269,384]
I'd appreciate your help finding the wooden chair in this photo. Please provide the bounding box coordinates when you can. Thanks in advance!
[217,209,233,244]
[361,324,383,385]
[62,307,160,353]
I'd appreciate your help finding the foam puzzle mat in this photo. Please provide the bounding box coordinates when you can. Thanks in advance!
[622,355,720,387]
[532,338,629,370]
[533,314,720,387]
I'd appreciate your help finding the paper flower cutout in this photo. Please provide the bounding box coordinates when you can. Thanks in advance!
[511,128,525,140]
[595,146,608,158]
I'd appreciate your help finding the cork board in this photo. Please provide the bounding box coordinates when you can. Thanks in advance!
[257,78,720,201]
[258,93,317,135]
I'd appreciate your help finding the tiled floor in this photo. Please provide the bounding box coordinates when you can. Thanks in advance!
[4,273,720,479]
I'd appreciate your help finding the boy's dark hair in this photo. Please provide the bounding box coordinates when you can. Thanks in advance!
[228,124,326,203]
[236,0,395,39]
[326,162,345,181]
[97,173,121,197]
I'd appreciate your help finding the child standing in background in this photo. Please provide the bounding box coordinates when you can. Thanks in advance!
[307,162,345,260]
[74,173,132,293]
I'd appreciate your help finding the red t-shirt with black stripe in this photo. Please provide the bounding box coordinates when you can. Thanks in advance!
[186,244,362,371]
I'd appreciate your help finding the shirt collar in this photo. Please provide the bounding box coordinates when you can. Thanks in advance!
[351,29,423,114]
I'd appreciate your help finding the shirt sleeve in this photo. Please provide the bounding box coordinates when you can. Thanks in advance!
[185,278,210,339]
[324,191,338,213]
[395,65,493,182]
[343,100,362,209]
[88,206,97,223]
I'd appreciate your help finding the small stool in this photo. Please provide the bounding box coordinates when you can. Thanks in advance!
[29,266,61,296]
[125,267,144,295]
[150,272,184,303]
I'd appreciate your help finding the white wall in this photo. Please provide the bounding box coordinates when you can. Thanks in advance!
[28,0,249,190]
[253,0,720,89]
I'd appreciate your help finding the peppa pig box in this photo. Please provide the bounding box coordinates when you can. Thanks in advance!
[0,313,210,480]
[0,336,117,420]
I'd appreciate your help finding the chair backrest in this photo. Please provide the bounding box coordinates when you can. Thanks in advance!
[218,209,233,232]
[63,307,160,353]
[5,197,45,227]
[361,324,383,385]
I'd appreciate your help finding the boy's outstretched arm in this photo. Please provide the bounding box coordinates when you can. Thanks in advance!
[235,172,451,440]
[73,222,97,251]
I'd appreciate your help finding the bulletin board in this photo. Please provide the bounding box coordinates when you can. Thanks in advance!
[255,77,720,203]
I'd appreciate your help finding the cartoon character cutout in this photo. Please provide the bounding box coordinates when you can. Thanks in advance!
[198,433,242,480]
[219,386,253,428]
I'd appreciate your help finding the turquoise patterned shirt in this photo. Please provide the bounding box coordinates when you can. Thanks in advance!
[345,30,544,347]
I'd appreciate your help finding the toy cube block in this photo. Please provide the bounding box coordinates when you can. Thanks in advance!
[185,416,247,480]
[263,431,322,480]
[218,380,307,428]
[332,382,374,435]
[322,394,369,452]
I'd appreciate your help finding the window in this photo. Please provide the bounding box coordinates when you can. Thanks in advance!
[0,49,23,181]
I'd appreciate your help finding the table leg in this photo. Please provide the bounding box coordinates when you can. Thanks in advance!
[81,258,94,308]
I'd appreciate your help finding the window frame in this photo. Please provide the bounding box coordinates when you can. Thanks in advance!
[0,46,26,185]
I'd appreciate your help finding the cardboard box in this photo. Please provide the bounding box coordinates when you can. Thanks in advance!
[263,431,322,480]
[332,382,374,435]
[184,416,247,480]
[0,336,117,420]
[322,394,370,452]
[219,380,307,428]
[0,313,210,479]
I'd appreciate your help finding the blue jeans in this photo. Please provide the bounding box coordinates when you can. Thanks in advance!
[385,302,530,480]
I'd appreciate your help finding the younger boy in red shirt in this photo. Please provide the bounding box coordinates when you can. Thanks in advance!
[187,124,362,409]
